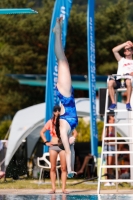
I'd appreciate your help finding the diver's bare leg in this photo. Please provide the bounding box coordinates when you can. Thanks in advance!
[53,17,71,97]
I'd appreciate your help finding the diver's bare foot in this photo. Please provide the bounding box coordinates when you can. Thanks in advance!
[53,17,63,33]
[58,17,63,23]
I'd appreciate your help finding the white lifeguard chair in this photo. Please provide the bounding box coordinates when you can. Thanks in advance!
[98,74,133,194]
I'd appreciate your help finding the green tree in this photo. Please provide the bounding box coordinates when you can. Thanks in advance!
[95,0,133,75]
[76,118,90,142]
[0,0,54,120]
[0,120,11,139]
[76,118,104,142]
[66,5,87,75]
[0,0,133,121]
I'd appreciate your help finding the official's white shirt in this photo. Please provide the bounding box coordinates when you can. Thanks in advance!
[117,57,133,80]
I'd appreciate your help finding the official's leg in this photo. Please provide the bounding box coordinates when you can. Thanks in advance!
[125,79,132,103]
[108,80,117,104]
[107,155,113,173]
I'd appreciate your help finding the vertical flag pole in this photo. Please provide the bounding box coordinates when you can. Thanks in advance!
[44,0,73,153]
[87,0,98,157]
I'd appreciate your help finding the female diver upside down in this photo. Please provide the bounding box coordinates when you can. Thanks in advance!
[53,17,78,178]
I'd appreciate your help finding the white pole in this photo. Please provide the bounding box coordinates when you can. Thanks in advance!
[129,88,133,186]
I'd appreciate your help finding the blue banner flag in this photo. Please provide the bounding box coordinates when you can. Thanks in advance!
[44,0,73,152]
[87,0,98,157]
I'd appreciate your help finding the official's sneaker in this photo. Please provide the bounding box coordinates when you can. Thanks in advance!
[111,182,115,186]
[126,103,132,111]
[108,104,116,111]
[104,182,112,186]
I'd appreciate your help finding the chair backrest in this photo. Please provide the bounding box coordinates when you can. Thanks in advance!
[42,152,51,168]
[37,152,61,169]
[37,152,51,169]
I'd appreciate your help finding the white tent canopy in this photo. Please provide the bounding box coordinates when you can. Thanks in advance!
[5,98,130,166]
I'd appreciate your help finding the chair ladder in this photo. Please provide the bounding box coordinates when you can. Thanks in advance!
[97,88,133,194]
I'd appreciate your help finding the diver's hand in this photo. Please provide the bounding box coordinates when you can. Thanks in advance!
[69,136,75,144]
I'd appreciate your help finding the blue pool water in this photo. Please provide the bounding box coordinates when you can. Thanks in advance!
[0,195,133,200]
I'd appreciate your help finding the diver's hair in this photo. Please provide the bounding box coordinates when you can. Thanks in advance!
[55,114,60,139]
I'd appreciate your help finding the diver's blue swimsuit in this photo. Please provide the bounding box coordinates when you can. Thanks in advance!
[56,87,78,131]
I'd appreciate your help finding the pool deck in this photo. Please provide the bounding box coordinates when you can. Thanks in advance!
[0,189,133,195]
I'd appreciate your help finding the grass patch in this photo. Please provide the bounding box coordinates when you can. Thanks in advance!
[0,178,132,190]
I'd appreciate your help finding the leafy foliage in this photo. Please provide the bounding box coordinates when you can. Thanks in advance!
[0,120,11,139]
[76,118,104,142]
[95,0,133,74]
[0,0,54,120]
[76,118,90,142]
[0,0,133,122]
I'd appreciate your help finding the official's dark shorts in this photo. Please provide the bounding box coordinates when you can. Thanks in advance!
[109,78,127,89]
[114,79,122,89]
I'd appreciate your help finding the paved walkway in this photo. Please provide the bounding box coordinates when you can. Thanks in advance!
[0,189,133,195]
